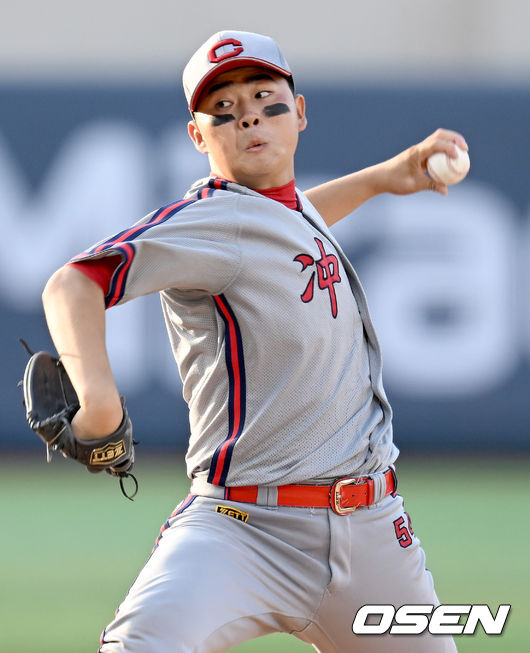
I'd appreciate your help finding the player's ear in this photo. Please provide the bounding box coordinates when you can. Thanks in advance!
[187,120,209,154]
[295,94,307,133]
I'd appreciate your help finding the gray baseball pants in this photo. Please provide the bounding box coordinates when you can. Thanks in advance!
[99,490,456,652]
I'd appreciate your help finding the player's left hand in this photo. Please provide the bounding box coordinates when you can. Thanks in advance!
[21,349,138,499]
[381,128,468,196]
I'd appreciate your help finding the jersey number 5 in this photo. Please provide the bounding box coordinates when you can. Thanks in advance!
[393,513,414,548]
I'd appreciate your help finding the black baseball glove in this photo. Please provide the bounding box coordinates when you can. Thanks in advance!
[21,348,137,499]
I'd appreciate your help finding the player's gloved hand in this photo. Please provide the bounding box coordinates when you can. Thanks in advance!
[21,349,138,499]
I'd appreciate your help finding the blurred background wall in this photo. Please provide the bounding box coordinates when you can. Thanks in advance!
[2,0,530,83]
[2,0,529,453]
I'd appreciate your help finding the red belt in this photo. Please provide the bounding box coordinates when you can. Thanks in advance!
[224,468,396,515]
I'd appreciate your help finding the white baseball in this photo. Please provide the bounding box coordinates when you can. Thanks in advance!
[427,145,470,185]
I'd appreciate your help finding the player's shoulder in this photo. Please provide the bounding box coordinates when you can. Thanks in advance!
[145,179,240,225]
[183,176,242,206]
[294,187,330,232]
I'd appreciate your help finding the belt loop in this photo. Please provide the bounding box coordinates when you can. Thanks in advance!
[256,487,267,505]
[256,486,279,507]
[266,486,278,508]
[370,472,386,506]
[390,466,398,496]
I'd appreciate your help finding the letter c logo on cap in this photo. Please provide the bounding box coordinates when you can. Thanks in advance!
[208,39,244,63]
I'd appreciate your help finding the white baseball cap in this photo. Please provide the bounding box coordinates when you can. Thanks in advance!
[183,30,293,112]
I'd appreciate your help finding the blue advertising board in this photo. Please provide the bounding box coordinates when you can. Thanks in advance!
[1,82,529,451]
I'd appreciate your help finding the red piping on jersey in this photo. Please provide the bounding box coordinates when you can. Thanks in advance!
[212,177,227,190]
[71,198,197,306]
[106,243,135,307]
[208,294,246,486]
[151,494,197,553]
[92,199,193,253]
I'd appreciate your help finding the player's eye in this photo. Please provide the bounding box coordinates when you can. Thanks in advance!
[215,100,232,110]
[255,90,272,99]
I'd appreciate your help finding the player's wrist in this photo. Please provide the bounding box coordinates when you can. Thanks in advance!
[373,153,417,196]
[72,396,123,440]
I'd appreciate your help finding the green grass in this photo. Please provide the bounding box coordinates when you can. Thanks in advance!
[0,453,527,652]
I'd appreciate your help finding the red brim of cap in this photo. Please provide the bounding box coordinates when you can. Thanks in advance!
[189,58,292,112]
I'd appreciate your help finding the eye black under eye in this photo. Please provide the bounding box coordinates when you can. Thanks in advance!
[263,103,291,117]
[210,114,235,126]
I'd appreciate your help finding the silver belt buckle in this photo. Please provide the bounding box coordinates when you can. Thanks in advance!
[330,477,361,515]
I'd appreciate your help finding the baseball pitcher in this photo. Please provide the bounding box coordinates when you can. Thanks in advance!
[25,30,467,652]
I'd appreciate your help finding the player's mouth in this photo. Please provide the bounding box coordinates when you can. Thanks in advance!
[246,140,267,152]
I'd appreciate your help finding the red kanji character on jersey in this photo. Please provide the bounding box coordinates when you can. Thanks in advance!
[295,237,342,318]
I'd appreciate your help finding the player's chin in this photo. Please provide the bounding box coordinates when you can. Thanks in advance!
[245,146,288,169]
[239,154,273,173]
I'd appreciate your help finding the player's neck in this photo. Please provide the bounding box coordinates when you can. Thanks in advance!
[255,179,299,210]
[210,174,299,211]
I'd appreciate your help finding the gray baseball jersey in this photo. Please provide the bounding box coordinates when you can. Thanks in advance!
[73,176,397,487]
[80,176,456,652]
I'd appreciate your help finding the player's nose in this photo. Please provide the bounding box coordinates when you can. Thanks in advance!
[241,116,260,128]
[239,106,261,129]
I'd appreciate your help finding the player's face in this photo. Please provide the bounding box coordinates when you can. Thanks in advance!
[188,66,307,189]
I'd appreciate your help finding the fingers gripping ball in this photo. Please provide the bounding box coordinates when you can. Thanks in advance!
[427,145,470,185]
[22,351,137,498]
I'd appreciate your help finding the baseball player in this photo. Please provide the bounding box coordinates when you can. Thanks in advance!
[39,30,466,652]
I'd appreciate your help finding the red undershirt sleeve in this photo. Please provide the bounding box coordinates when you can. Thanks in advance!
[69,255,122,299]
